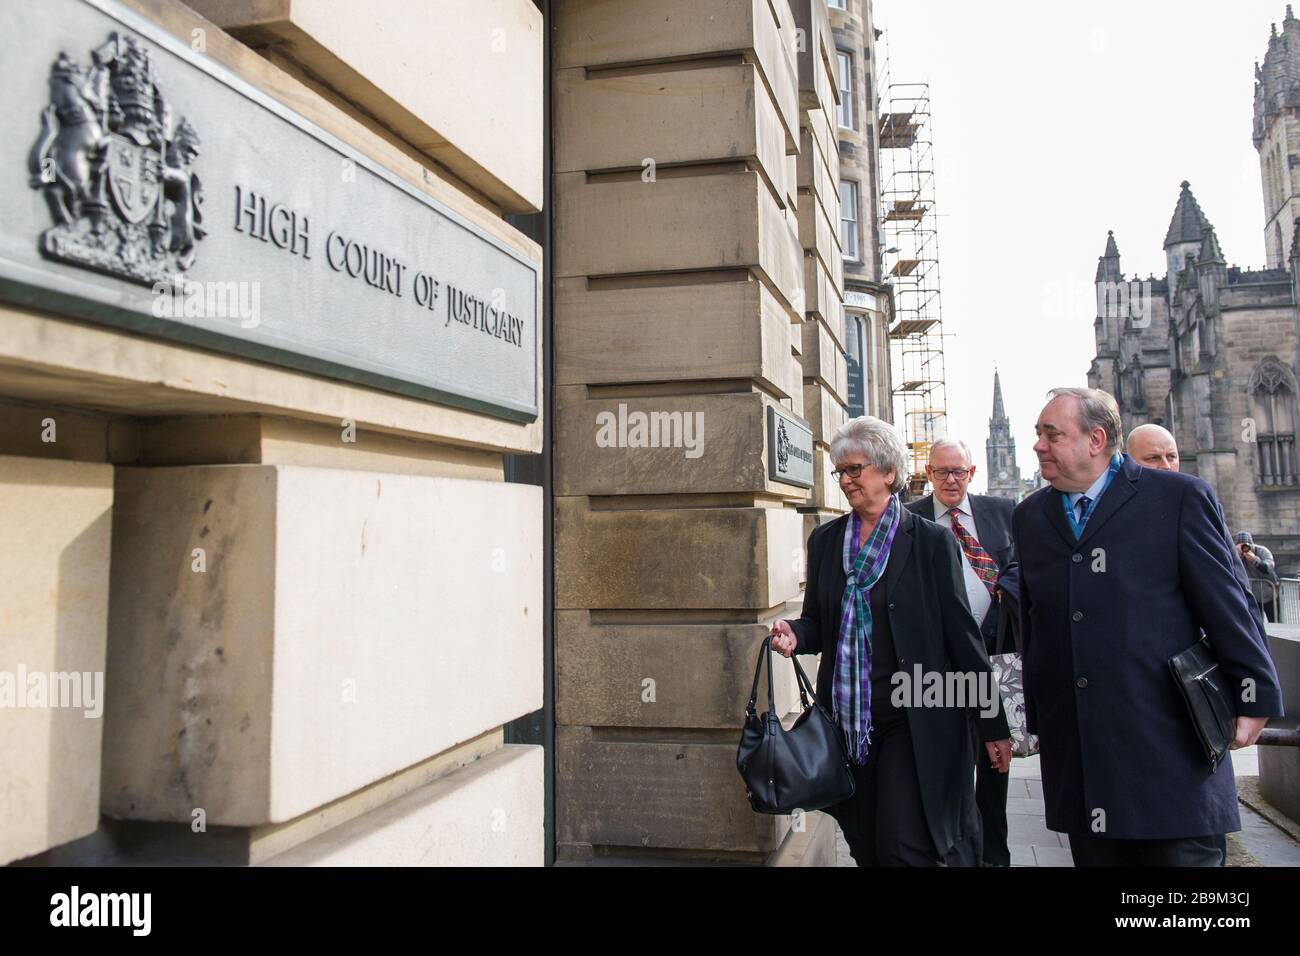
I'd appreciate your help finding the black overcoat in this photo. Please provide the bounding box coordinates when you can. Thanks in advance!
[787,506,1010,859]
[905,492,1018,652]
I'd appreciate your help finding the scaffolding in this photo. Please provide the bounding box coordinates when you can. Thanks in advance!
[876,37,948,496]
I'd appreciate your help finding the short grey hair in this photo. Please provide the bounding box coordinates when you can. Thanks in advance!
[830,416,909,494]
[929,437,973,466]
[1047,386,1122,453]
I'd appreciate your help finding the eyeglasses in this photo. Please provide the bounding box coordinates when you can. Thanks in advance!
[931,468,973,481]
[831,463,867,480]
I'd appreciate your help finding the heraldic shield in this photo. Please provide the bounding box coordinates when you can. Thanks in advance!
[106,135,162,225]
[27,31,205,285]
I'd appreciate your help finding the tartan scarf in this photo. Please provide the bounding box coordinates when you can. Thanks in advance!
[835,494,902,765]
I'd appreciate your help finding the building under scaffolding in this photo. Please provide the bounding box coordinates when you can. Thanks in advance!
[876,57,948,495]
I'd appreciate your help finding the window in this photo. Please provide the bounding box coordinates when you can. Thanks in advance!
[837,52,854,129]
[844,313,866,418]
[1249,357,1299,486]
[828,0,845,8]
[840,180,859,261]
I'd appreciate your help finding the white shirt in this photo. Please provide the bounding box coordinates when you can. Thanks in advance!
[931,494,993,626]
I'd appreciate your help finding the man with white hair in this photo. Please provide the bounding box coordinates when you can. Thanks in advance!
[905,437,1020,866]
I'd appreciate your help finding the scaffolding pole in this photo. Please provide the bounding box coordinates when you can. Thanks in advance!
[876,35,948,496]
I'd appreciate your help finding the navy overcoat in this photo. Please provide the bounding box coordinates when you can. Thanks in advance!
[1013,454,1283,839]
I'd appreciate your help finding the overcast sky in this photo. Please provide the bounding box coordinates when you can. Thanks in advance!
[873,0,1284,492]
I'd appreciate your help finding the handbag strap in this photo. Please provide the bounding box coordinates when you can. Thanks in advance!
[746,637,773,718]
[789,653,815,710]
[746,635,812,718]
[995,599,1009,658]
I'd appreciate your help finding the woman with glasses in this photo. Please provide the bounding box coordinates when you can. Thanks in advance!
[769,416,1012,866]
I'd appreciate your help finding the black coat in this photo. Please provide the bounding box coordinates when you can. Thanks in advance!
[1013,454,1285,839]
[787,506,1010,858]
[905,493,1019,653]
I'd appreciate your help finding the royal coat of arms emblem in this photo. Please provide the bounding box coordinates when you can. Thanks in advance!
[27,31,204,285]
[776,419,790,470]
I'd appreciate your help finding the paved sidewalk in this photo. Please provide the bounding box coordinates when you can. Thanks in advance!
[834,745,1300,866]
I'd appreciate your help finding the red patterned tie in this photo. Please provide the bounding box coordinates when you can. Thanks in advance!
[949,508,998,595]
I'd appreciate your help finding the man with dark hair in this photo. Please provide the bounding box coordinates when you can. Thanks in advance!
[1013,387,1283,866]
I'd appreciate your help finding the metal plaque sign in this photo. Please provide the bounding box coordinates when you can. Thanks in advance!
[766,404,814,489]
[1,0,538,421]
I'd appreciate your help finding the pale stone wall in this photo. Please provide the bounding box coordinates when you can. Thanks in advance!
[1214,300,1300,568]
[1258,112,1300,268]
[551,0,833,865]
[0,457,113,865]
[1,0,544,865]
[185,0,544,213]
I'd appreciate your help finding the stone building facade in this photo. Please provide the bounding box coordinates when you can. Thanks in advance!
[829,0,892,422]
[553,0,853,865]
[3,0,547,869]
[985,370,1022,500]
[2,0,881,867]
[1087,10,1300,572]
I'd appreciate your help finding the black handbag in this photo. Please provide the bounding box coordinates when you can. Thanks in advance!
[1168,636,1237,773]
[736,636,856,814]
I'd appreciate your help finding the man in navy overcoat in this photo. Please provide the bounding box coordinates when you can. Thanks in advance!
[1013,387,1283,866]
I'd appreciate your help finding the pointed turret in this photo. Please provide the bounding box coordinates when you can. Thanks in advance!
[1199,225,1225,264]
[1198,225,1227,309]
[1255,8,1300,147]
[1163,181,1211,248]
[992,369,1006,422]
[1096,230,1121,281]
[1165,182,1213,304]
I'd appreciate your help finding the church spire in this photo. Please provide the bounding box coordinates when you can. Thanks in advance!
[1096,229,1121,280]
[985,369,1021,501]
[1163,181,1212,249]
[1199,224,1225,264]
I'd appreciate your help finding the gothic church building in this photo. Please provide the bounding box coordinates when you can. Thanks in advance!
[1088,10,1300,572]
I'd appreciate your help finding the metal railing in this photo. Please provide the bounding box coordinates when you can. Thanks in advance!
[1257,726,1300,747]
[1277,577,1300,624]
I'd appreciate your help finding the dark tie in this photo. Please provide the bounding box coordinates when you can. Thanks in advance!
[948,508,998,595]
[1076,495,1092,525]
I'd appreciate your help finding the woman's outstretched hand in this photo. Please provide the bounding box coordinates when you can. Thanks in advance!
[770,620,797,657]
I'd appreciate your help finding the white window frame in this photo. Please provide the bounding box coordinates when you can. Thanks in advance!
[837,51,854,129]
[840,180,860,262]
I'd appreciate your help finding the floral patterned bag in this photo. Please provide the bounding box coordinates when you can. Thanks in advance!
[991,600,1039,757]
[990,651,1039,757]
